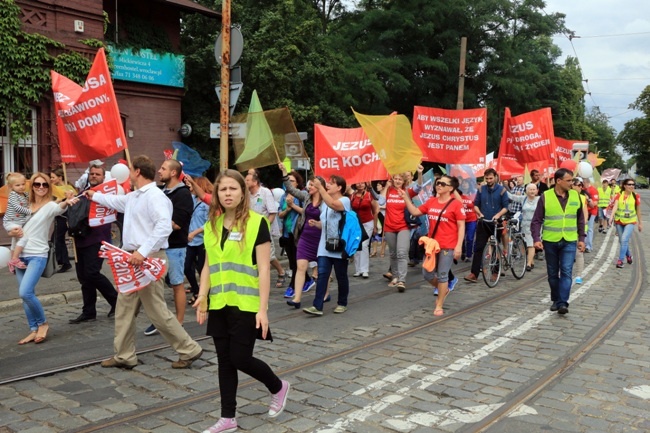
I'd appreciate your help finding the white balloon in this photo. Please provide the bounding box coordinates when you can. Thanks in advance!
[578,161,593,179]
[0,247,11,269]
[117,185,125,195]
[110,163,130,184]
[272,188,285,203]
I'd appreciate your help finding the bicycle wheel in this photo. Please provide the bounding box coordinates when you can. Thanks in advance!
[510,235,527,279]
[481,240,502,287]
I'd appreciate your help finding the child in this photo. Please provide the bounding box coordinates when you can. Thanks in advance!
[3,173,32,273]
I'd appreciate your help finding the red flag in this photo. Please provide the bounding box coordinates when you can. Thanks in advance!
[555,137,577,166]
[502,108,556,164]
[52,48,128,163]
[98,242,167,293]
[412,107,487,164]
[89,179,118,227]
[314,124,389,183]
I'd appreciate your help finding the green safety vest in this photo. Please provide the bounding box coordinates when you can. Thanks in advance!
[204,211,266,313]
[597,186,611,208]
[542,189,581,242]
[614,193,637,225]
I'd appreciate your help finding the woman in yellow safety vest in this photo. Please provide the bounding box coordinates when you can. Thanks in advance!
[608,179,643,269]
[193,170,290,433]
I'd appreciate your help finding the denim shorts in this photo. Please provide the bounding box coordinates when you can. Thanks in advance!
[166,247,187,285]
[422,249,455,283]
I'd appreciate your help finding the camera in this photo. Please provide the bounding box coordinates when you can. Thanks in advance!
[325,238,345,253]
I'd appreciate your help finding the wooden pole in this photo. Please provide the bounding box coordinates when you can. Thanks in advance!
[456,37,467,110]
[219,0,232,171]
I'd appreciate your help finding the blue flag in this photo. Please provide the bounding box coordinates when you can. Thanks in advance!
[172,142,211,177]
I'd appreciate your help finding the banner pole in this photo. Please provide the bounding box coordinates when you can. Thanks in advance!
[456,37,467,110]
[124,148,132,167]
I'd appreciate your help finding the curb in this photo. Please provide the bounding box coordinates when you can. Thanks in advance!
[0,290,83,314]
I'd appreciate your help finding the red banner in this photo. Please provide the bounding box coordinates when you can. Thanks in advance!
[412,107,487,164]
[98,242,167,294]
[51,48,128,163]
[314,124,389,183]
[502,107,555,164]
[554,137,576,165]
[89,180,118,227]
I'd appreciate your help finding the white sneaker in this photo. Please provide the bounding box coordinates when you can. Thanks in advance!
[352,272,362,277]
[202,417,237,433]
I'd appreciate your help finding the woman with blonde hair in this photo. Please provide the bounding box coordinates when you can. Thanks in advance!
[194,170,289,433]
[8,172,78,344]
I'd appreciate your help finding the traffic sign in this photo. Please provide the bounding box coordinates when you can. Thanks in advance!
[214,27,244,67]
[215,83,244,117]
[210,122,246,139]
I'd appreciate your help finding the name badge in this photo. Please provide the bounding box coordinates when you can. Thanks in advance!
[228,231,243,241]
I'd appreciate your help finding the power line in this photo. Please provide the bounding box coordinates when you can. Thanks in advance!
[571,31,650,39]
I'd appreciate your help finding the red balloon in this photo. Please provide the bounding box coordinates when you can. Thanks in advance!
[559,159,578,171]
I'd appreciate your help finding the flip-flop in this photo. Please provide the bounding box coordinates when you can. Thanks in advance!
[275,274,287,288]
[18,331,37,345]
[388,278,398,287]
[433,308,444,316]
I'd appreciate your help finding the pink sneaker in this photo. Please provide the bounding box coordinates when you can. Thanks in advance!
[268,379,290,418]
[202,417,237,433]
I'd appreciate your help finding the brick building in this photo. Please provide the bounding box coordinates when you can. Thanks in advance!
[4,0,219,182]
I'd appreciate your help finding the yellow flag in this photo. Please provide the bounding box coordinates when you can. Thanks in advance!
[235,90,277,169]
[352,108,423,175]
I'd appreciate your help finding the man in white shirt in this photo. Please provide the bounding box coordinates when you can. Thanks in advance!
[86,155,203,369]
[245,170,287,289]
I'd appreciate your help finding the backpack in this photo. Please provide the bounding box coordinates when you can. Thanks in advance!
[67,197,92,238]
[339,209,369,259]
[404,207,422,228]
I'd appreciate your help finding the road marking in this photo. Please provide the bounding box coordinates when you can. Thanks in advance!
[473,316,519,340]
[625,385,650,399]
[316,235,617,432]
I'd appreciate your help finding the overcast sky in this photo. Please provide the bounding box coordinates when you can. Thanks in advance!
[543,0,650,135]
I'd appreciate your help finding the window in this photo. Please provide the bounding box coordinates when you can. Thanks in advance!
[1,108,39,186]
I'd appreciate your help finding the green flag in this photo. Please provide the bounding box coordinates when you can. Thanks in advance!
[235,90,277,168]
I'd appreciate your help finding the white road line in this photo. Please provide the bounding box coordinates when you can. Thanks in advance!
[473,316,519,340]
[316,235,618,432]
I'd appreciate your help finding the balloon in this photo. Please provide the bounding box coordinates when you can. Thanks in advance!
[559,159,578,172]
[110,163,130,184]
[578,161,593,179]
[117,185,125,195]
[272,188,284,203]
[0,247,11,269]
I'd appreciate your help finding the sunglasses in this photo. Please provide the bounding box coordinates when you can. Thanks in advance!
[436,181,451,187]
[625,183,635,186]
[33,182,49,188]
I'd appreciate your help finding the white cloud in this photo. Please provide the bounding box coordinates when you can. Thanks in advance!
[544,0,650,134]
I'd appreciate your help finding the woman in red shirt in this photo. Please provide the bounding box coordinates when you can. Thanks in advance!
[350,182,379,278]
[401,175,466,316]
[381,167,423,292]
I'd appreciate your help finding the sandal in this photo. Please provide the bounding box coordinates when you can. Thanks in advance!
[188,294,198,305]
[388,278,398,287]
[275,274,287,288]
[434,308,444,316]
[18,331,37,345]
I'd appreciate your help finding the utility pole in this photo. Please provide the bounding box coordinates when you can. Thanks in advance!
[456,37,467,110]
[219,0,231,171]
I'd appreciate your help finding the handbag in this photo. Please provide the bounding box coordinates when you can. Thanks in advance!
[42,241,58,278]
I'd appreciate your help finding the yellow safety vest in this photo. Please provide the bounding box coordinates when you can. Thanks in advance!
[204,211,267,313]
[542,189,581,242]
[597,187,611,208]
[579,194,588,231]
[614,193,637,225]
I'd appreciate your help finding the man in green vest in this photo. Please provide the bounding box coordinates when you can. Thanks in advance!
[530,168,586,315]
[597,179,611,233]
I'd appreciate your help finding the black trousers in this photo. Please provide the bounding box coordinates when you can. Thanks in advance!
[211,307,282,418]
[184,244,206,296]
[53,216,70,267]
[470,220,501,276]
[75,242,118,317]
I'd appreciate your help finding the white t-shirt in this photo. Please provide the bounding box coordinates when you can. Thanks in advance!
[21,201,66,257]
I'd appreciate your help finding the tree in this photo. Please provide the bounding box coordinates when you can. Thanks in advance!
[618,85,650,177]
[584,107,624,170]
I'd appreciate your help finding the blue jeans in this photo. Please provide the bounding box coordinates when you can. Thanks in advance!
[15,256,48,331]
[586,215,596,250]
[615,224,634,261]
[464,220,477,258]
[313,255,349,311]
[543,240,577,307]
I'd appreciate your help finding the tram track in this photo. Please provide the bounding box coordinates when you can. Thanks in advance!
[466,231,644,433]
[68,266,550,432]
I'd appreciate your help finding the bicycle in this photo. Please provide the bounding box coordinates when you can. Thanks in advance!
[480,216,527,287]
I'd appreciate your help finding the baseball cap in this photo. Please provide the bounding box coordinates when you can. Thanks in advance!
[89,159,104,166]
